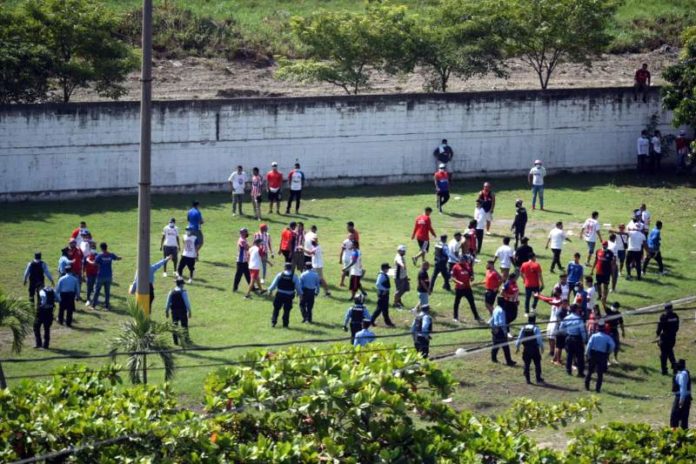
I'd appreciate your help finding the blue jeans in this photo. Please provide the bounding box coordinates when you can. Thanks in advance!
[531,185,544,208]
[93,278,112,308]
[418,292,429,307]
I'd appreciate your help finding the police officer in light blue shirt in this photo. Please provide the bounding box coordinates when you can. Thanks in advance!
[344,296,371,344]
[516,314,544,384]
[584,324,616,393]
[55,267,80,327]
[268,263,303,328]
[560,305,587,377]
[490,298,516,366]
[670,359,692,429]
[411,304,432,359]
[354,319,376,347]
[299,263,321,323]
[129,256,172,305]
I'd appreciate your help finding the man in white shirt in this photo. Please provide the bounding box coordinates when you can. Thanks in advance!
[650,130,662,173]
[177,227,199,283]
[493,237,514,280]
[637,130,650,173]
[159,218,181,277]
[308,237,331,296]
[245,238,266,298]
[639,203,651,234]
[394,245,409,309]
[546,221,571,273]
[304,225,318,264]
[474,200,487,254]
[580,212,602,266]
[286,162,305,215]
[527,160,546,210]
[626,228,647,280]
[228,165,247,216]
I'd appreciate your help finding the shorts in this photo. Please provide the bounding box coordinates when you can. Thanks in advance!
[418,292,429,306]
[253,195,263,204]
[250,269,260,281]
[555,334,566,350]
[268,190,281,202]
[586,241,596,254]
[192,229,204,247]
[350,275,362,292]
[417,240,430,252]
[180,256,196,272]
[617,249,626,261]
[484,290,498,305]
[485,211,493,222]
[163,246,178,259]
[595,273,610,285]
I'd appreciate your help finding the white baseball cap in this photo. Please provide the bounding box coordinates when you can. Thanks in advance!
[534,159,542,165]
[397,245,406,252]
[271,161,278,167]
[438,163,446,169]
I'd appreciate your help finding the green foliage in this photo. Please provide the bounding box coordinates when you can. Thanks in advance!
[489,0,619,89]
[0,288,34,355]
[662,26,696,129]
[414,0,507,92]
[110,300,180,384]
[277,4,417,94]
[21,0,137,102]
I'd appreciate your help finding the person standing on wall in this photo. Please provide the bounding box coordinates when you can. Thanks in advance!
[23,252,54,308]
[511,200,528,249]
[160,218,180,277]
[670,359,691,430]
[477,182,496,234]
[434,164,451,213]
[657,303,680,376]
[433,139,454,172]
[187,201,205,253]
[286,162,305,215]
[228,165,248,217]
[528,160,546,210]
[266,162,283,215]
[633,63,651,103]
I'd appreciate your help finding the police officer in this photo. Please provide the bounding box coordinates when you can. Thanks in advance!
[299,262,321,323]
[560,304,587,377]
[354,319,376,347]
[165,278,191,346]
[670,359,691,429]
[372,263,395,327]
[657,303,680,375]
[516,314,544,384]
[490,298,516,366]
[23,252,54,308]
[584,324,616,393]
[430,235,451,292]
[268,263,303,328]
[55,266,80,327]
[343,295,371,344]
[411,304,432,359]
[34,284,56,349]
[604,302,625,363]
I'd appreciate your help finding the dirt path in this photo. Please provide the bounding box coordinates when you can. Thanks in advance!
[70,49,680,102]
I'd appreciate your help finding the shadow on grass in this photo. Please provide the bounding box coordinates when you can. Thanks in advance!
[605,390,651,400]
[536,382,581,392]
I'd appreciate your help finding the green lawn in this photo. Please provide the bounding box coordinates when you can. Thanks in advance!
[2,172,696,435]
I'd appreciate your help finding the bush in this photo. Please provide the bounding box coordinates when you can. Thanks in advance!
[608,13,696,53]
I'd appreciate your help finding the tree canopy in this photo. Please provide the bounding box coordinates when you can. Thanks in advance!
[662,26,696,129]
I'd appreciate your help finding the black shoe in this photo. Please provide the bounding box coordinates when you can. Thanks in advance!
[492,358,499,363]
[577,372,585,378]
[34,345,41,349]
[272,322,277,328]
[536,378,545,384]
[662,370,669,376]
[526,378,532,384]
[585,383,590,391]
[386,323,396,328]
[596,388,602,393]
[506,361,518,367]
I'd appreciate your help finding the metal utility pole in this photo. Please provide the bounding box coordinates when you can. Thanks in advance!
[136,0,153,316]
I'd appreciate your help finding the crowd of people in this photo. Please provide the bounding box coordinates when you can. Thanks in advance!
[19,138,692,429]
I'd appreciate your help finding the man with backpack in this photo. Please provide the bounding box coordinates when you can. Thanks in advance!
[432,139,454,171]
[343,295,371,344]
[372,263,395,327]
[511,200,528,249]
[430,235,451,292]
[516,314,544,384]
[33,284,56,349]
[165,278,192,346]
[23,252,54,307]
[670,359,692,429]
[268,262,303,328]
[657,303,680,375]
[584,324,616,393]
[411,304,432,359]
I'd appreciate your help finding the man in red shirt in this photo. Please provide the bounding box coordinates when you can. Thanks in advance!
[520,253,544,316]
[67,239,84,301]
[591,241,616,307]
[265,162,283,214]
[279,221,297,263]
[433,164,450,213]
[451,256,481,322]
[634,63,651,103]
[501,272,520,330]
[83,249,99,306]
[477,182,496,234]
[411,207,436,265]
[484,260,503,314]
[346,221,360,243]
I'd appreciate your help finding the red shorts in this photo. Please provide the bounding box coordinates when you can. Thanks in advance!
[250,269,260,281]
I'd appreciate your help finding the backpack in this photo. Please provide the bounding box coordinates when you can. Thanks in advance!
[521,325,537,350]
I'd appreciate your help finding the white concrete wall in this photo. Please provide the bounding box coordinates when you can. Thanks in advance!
[0,88,676,200]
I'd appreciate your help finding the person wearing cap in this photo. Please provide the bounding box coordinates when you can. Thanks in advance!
[129,256,173,306]
[527,160,546,210]
[250,166,265,221]
[177,227,199,284]
[83,248,99,306]
[432,138,454,171]
[344,240,366,301]
[516,314,544,384]
[286,162,305,215]
[246,238,267,299]
[411,207,437,266]
[411,303,432,359]
[434,164,450,213]
[394,245,410,309]
[490,298,516,366]
[511,200,528,249]
[430,234,451,292]
[591,240,616,306]
[670,359,692,429]
[451,255,481,322]
[79,230,93,258]
[353,319,376,347]
[473,202,486,254]
[299,262,321,323]
[55,265,80,326]
[23,252,54,307]
[165,278,192,346]
[559,305,587,377]
[187,201,204,251]
[643,220,665,276]
[675,129,690,173]
[228,165,248,217]
[447,232,463,272]
[584,323,616,393]
[254,223,274,283]
[604,302,625,363]
[268,263,303,328]
[266,162,283,214]
[92,242,122,310]
[477,182,496,234]
[344,295,371,344]
[70,221,88,245]
[66,239,84,301]
[233,228,251,293]
[34,284,56,349]
[657,303,680,375]
[160,218,181,278]
[372,263,395,327]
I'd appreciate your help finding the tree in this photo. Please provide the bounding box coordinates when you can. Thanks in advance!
[492,0,618,89]
[0,10,52,104]
[110,300,180,384]
[276,4,416,94]
[0,288,34,388]
[22,0,137,102]
[662,27,696,129]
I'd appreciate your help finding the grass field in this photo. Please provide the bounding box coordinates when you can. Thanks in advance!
[2,171,696,440]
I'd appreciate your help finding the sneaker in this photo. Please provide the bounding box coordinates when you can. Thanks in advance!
[325,291,332,297]
[85,300,91,307]
[244,295,252,300]
[507,332,514,339]
[260,279,265,284]
[453,318,460,323]
[163,272,168,277]
[659,271,668,275]
[187,278,193,284]
[536,378,545,384]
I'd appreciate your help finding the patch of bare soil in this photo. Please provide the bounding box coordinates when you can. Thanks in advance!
[70,49,680,102]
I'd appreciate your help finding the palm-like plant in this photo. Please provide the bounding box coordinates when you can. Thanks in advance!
[110,300,180,384]
[0,288,34,388]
